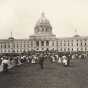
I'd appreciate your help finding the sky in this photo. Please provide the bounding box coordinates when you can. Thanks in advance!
[0,0,88,39]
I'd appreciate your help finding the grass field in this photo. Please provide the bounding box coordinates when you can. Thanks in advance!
[0,58,88,88]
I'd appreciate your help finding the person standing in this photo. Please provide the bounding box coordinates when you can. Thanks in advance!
[67,54,71,66]
[39,53,44,69]
[2,57,9,72]
[62,55,67,67]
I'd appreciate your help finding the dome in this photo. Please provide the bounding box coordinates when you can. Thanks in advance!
[74,34,80,37]
[8,37,14,41]
[34,12,52,34]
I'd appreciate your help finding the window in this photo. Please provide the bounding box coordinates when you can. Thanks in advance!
[52,42,54,46]
[46,28,48,32]
[85,39,87,41]
[77,43,78,46]
[36,29,38,33]
[27,44,29,47]
[37,48,39,50]
[77,48,78,51]
[60,42,62,46]
[81,48,83,51]
[36,41,39,47]
[0,44,2,48]
[64,43,66,46]
[85,48,87,51]
[16,43,19,48]
[85,43,86,46]
[68,48,69,51]
[46,41,49,46]
[64,48,66,51]
[8,44,10,48]
[31,41,33,47]
[4,49,6,53]
[60,48,62,51]
[41,41,44,46]
[13,44,15,48]
[4,44,6,48]
[71,43,73,46]
[42,28,44,32]
[68,43,69,46]
[24,44,25,48]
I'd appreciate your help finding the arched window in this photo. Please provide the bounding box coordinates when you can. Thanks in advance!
[37,29,39,32]
[46,28,48,32]
[31,41,33,47]
[52,42,54,46]
[4,44,6,48]
[46,41,49,46]
[41,41,44,46]
[36,41,39,47]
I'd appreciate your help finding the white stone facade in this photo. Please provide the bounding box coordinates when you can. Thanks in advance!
[57,36,88,52]
[0,13,88,53]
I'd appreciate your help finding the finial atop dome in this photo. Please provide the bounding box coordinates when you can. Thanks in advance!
[74,28,80,37]
[41,12,45,18]
[11,32,13,37]
[8,31,14,40]
[75,28,77,35]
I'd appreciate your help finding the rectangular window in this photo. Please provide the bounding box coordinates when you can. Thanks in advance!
[71,43,73,46]
[1,44,2,48]
[4,44,6,48]
[85,43,86,46]
[52,42,54,46]
[41,41,44,46]
[64,43,66,46]
[68,48,69,51]
[46,41,49,46]
[17,44,18,48]
[60,48,62,51]
[68,43,69,46]
[8,44,10,48]
[36,41,39,47]
[77,43,78,46]
[60,42,62,46]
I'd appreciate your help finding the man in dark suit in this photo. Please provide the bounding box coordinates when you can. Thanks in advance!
[39,53,44,69]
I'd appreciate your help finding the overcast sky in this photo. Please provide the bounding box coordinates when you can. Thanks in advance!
[0,0,88,39]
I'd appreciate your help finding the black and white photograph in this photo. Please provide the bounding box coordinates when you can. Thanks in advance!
[0,0,88,88]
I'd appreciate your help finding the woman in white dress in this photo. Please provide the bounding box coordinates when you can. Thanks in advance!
[62,55,68,66]
[58,57,62,63]
[31,55,36,64]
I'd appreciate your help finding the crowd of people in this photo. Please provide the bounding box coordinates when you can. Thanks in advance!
[0,51,87,72]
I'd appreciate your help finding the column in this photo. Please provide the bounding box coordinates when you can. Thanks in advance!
[44,41,46,46]
[44,41,46,50]
[39,40,41,51]
[33,40,36,50]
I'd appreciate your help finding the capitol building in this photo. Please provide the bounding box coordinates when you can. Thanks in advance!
[0,13,88,54]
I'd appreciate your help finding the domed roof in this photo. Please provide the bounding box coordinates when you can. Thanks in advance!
[34,12,52,34]
[8,32,14,40]
[36,12,50,26]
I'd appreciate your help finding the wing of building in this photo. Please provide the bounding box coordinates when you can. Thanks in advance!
[0,13,88,53]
